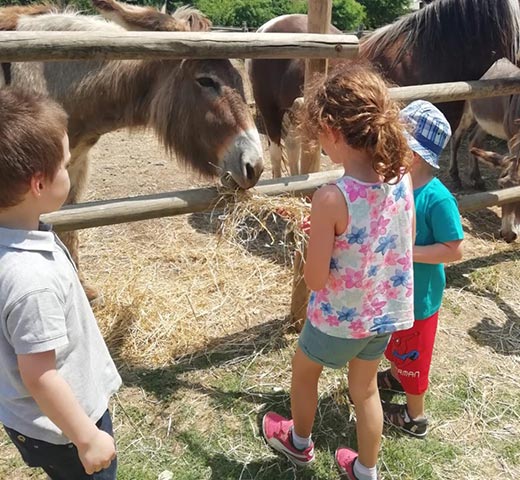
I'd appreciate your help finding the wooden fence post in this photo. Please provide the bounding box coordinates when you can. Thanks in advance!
[290,0,333,331]
[300,0,333,174]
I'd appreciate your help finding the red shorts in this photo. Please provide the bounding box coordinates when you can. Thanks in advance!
[384,311,439,395]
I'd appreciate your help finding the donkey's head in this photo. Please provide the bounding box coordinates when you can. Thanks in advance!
[92,0,263,189]
[151,59,264,188]
[471,142,520,242]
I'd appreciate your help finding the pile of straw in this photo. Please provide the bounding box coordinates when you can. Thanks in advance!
[85,190,311,369]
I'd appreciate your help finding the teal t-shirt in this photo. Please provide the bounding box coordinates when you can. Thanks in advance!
[413,178,464,319]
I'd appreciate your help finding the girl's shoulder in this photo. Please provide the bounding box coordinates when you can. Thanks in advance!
[314,183,346,206]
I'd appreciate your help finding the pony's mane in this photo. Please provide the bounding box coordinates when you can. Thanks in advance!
[362,0,520,69]
[17,9,124,32]
[172,5,211,32]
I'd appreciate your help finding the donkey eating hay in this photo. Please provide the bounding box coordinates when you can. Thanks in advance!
[1,0,264,299]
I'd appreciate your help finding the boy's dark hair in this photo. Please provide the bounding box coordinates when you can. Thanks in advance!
[0,88,68,208]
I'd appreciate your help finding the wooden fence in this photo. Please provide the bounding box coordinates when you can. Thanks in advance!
[35,76,520,230]
[42,171,520,231]
[3,14,520,327]
[0,31,359,61]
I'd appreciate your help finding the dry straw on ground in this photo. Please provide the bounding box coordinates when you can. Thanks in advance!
[88,190,311,370]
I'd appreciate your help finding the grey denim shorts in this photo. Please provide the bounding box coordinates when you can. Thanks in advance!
[298,320,391,369]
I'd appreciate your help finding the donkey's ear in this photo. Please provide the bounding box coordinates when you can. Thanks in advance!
[470,147,507,167]
[172,6,212,32]
[92,0,188,31]
[160,2,167,14]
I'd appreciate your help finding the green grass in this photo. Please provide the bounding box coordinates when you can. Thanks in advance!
[2,316,520,480]
[2,236,520,480]
[2,324,520,480]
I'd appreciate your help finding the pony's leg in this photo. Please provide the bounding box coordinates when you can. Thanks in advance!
[269,140,283,178]
[282,111,301,176]
[449,102,475,190]
[468,126,488,191]
[59,141,99,301]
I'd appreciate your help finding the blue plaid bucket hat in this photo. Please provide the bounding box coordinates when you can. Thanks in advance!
[400,100,452,169]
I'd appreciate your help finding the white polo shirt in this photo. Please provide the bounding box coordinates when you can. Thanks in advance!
[0,224,121,444]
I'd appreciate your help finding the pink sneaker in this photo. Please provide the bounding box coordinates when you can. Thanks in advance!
[262,412,315,466]
[336,448,380,480]
[335,447,359,479]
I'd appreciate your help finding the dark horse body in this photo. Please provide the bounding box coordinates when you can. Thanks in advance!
[248,0,520,177]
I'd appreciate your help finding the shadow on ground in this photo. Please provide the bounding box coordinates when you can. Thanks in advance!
[445,248,520,356]
[188,211,299,267]
[115,316,292,401]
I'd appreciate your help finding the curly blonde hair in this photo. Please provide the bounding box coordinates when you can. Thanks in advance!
[299,60,412,182]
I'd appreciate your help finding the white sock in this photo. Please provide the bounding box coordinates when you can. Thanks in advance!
[353,459,378,480]
[290,427,312,450]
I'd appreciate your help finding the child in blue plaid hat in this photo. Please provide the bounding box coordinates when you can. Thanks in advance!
[378,100,464,437]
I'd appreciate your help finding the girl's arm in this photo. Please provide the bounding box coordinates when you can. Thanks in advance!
[406,173,416,243]
[413,240,463,264]
[304,185,345,291]
[18,351,116,474]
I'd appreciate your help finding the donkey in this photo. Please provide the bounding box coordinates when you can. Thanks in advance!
[0,4,54,86]
[248,0,520,177]
[3,0,264,299]
[470,137,520,243]
[449,59,520,190]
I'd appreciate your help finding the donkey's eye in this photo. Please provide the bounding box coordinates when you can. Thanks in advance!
[196,76,219,90]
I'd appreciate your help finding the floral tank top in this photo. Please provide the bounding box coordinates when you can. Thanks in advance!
[307,175,415,339]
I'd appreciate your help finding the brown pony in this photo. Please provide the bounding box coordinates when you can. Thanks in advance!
[2,0,264,298]
[451,60,520,242]
[248,0,520,177]
[471,136,520,243]
[449,59,520,191]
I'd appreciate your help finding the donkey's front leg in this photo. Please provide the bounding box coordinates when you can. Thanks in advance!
[449,102,476,190]
[60,142,100,302]
[468,126,488,191]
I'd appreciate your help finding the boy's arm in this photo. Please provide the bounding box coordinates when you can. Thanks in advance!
[413,239,463,264]
[304,185,344,291]
[18,350,116,474]
[414,195,464,264]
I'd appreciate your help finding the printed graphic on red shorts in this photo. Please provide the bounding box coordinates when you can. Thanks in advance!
[389,330,420,369]
[384,311,439,395]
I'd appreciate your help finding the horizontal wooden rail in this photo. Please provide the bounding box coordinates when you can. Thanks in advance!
[457,185,520,212]
[42,170,520,232]
[0,31,359,61]
[389,78,520,103]
[290,78,520,107]
[42,171,343,231]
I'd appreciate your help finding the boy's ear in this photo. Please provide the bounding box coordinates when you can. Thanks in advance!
[29,173,45,197]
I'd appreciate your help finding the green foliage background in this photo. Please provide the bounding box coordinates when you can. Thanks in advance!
[0,0,412,30]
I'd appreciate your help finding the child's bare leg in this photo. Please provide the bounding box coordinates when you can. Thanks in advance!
[348,357,382,468]
[390,362,399,380]
[389,360,426,419]
[406,392,426,419]
[291,347,323,438]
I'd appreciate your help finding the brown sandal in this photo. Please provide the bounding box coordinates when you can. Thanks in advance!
[383,402,428,437]
[377,368,405,393]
